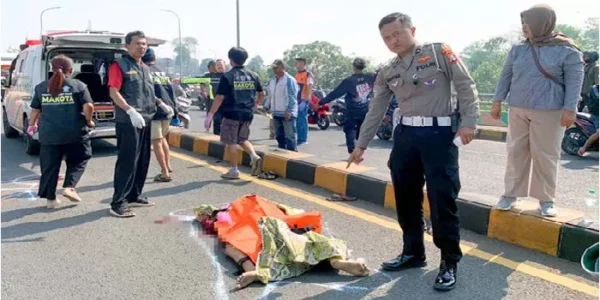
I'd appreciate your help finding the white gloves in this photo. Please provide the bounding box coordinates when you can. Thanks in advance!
[159,102,175,118]
[126,107,146,129]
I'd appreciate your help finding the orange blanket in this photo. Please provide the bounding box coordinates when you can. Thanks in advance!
[213,195,322,263]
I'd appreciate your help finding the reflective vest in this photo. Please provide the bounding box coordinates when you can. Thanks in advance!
[295,70,312,100]
[181,77,213,99]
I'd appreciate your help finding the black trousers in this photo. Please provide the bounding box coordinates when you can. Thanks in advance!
[389,125,463,263]
[111,121,152,210]
[343,116,364,154]
[38,140,92,200]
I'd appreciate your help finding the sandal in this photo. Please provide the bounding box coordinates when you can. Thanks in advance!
[257,171,278,180]
[326,194,357,202]
[154,174,172,182]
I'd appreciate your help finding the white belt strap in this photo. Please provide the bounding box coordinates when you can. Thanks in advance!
[401,116,451,127]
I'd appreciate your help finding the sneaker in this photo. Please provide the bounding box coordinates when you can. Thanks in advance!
[496,196,517,211]
[62,188,82,202]
[250,157,263,176]
[433,260,457,291]
[539,201,558,217]
[110,207,136,218]
[128,197,155,207]
[46,199,61,209]
[221,169,240,180]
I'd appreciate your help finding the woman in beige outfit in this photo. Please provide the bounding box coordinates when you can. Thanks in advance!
[491,4,584,217]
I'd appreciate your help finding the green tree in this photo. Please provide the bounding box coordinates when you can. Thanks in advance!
[246,55,269,85]
[582,17,599,52]
[282,41,354,90]
[460,37,510,94]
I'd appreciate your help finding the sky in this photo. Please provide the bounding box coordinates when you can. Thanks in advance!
[1,0,598,65]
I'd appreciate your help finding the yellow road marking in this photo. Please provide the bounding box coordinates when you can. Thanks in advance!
[170,151,599,297]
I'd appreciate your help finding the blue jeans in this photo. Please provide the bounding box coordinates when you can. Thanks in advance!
[297,101,309,144]
[273,116,297,151]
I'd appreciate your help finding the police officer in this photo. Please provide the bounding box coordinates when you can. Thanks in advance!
[348,13,479,291]
[28,55,94,209]
[318,58,375,154]
[205,47,265,179]
[202,59,227,135]
[107,31,165,218]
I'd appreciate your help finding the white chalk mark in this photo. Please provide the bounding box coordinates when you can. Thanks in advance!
[168,208,229,300]
[259,282,282,300]
[189,224,229,300]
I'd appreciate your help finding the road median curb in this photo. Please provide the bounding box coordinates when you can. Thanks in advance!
[167,129,598,263]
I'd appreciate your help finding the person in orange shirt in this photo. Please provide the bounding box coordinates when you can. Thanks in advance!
[295,58,314,145]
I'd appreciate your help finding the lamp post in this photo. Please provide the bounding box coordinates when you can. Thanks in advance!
[236,0,240,47]
[40,7,61,37]
[162,9,183,79]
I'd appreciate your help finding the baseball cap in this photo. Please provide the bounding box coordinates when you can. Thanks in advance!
[271,59,285,68]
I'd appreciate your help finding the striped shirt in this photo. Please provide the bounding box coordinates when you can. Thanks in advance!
[494,42,584,111]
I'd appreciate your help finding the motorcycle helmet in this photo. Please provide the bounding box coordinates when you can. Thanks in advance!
[171,117,181,127]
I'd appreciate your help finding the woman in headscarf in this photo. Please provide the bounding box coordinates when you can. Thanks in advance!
[28,55,95,208]
[490,4,584,217]
[194,195,369,290]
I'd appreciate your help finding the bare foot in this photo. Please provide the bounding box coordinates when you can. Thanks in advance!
[236,270,259,289]
[332,259,369,277]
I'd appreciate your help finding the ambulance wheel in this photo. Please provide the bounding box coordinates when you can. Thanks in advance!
[23,116,40,156]
[3,108,19,138]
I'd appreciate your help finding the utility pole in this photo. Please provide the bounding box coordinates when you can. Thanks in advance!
[162,9,183,79]
[40,7,61,37]
[236,0,240,47]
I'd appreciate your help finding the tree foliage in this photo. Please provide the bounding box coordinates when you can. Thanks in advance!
[170,37,201,77]
[282,41,356,90]
[461,19,599,94]
[246,55,269,84]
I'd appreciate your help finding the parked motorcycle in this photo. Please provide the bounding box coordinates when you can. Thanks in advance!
[308,89,330,130]
[331,98,346,126]
[172,84,191,129]
[562,113,598,155]
[377,96,398,141]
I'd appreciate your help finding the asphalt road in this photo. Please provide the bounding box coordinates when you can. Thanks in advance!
[1,129,598,299]
[189,107,599,212]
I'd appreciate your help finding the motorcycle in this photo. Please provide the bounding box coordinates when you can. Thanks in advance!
[308,89,330,130]
[562,112,598,155]
[172,84,191,129]
[376,96,398,141]
[331,98,346,126]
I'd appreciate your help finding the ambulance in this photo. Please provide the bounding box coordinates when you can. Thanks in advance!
[2,31,166,155]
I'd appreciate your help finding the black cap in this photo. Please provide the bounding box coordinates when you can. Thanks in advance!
[271,59,285,68]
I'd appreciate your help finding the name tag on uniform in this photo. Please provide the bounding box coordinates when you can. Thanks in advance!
[126,71,138,75]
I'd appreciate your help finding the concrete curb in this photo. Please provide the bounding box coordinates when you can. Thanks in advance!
[167,129,598,263]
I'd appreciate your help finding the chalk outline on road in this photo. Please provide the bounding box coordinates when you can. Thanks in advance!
[166,207,389,299]
[168,150,599,298]
[1,174,66,202]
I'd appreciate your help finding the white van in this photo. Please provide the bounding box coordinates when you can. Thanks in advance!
[2,31,166,155]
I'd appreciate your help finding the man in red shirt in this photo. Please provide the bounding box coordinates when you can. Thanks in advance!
[107,31,173,218]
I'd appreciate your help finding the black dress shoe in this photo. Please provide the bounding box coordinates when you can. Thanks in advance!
[381,254,427,271]
[433,260,457,291]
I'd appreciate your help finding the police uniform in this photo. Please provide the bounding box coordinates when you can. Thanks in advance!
[217,65,263,145]
[356,42,479,289]
[202,71,225,134]
[148,65,177,140]
[110,55,157,213]
[30,78,93,201]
